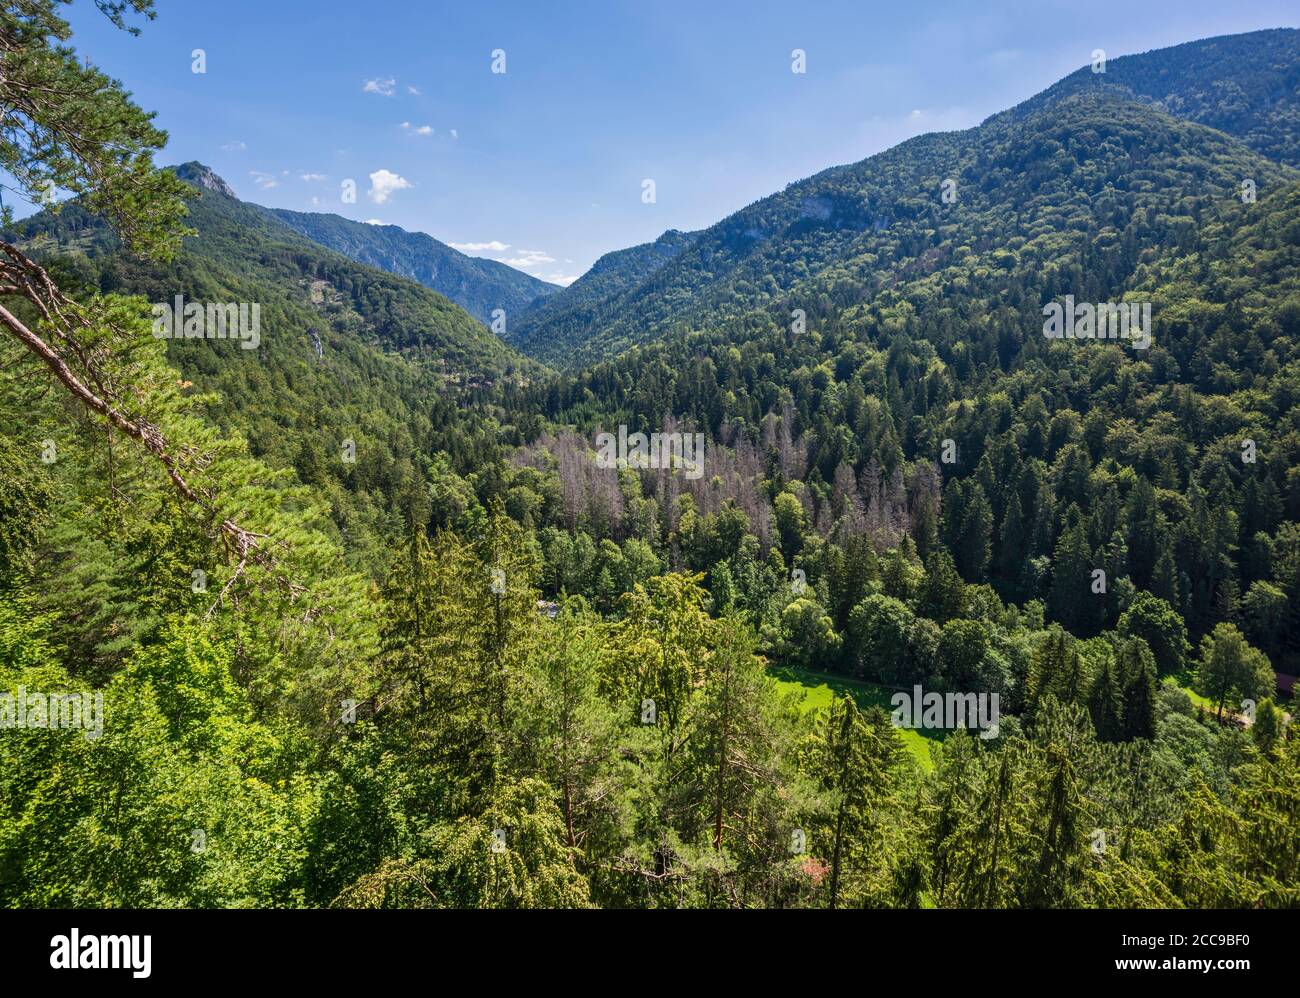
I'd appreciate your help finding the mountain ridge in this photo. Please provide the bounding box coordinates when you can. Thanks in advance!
[4,161,540,572]
[505,227,699,354]
[1003,27,1300,166]
[267,206,561,327]
[506,28,1300,367]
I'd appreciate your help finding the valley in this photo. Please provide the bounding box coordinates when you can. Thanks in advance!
[0,5,1296,914]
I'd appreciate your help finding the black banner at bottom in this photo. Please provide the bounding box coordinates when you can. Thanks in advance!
[0,908,1283,983]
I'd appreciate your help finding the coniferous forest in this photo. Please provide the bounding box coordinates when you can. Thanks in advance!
[0,1,1297,927]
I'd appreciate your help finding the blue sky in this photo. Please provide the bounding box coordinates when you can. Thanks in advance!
[38,0,1300,285]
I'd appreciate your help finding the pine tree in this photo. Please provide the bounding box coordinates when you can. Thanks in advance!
[1119,638,1158,741]
[530,601,626,856]
[922,731,980,907]
[1251,698,1285,755]
[911,490,940,562]
[918,548,966,623]
[953,745,1031,908]
[1124,477,1158,590]
[1232,737,1300,906]
[1023,744,1088,907]
[1030,626,1088,710]
[1087,659,1123,742]
[1050,511,1103,636]
[996,488,1026,596]
[690,618,775,855]
[804,695,900,908]
[1150,527,1181,610]
[956,483,993,582]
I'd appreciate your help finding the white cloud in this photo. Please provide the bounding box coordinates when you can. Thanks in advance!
[362,77,397,97]
[449,240,510,253]
[446,238,559,270]
[221,140,247,152]
[546,274,580,286]
[249,170,278,190]
[502,249,555,268]
[450,129,459,140]
[300,172,327,182]
[367,168,412,204]
[364,219,388,225]
[400,122,433,136]
[407,85,422,95]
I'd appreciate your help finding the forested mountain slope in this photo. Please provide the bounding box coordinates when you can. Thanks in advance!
[513,31,1300,367]
[1015,28,1300,167]
[4,162,540,574]
[1,6,1296,913]
[269,207,561,327]
[528,162,1300,663]
[11,162,527,374]
[505,228,698,356]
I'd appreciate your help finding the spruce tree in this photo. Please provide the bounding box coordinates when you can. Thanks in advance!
[1119,638,1158,741]
[804,695,899,908]
[1087,659,1123,743]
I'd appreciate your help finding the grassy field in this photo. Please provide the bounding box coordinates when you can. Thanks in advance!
[769,667,941,771]
[1168,673,1216,711]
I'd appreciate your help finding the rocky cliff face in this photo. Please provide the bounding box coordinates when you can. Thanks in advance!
[173,162,239,199]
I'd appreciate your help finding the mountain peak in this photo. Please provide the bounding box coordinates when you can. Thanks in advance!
[1007,27,1300,167]
[173,162,238,199]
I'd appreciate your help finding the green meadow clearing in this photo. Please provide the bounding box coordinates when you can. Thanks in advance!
[1169,673,1216,711]
[770,667,942,771]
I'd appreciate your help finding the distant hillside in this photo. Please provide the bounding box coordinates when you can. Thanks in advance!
[509,28,1300,368]
[269,208,561,328]
[1014,28,1300,167]
[10,162,530,378]
[516,94,1296,367]
[5,163,539,569]
[506,228,697,357]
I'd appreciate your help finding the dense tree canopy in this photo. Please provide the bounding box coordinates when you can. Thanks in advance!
[0,7,1295,909]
